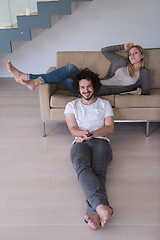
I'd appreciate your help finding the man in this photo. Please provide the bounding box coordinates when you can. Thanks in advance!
[64,68,114,230]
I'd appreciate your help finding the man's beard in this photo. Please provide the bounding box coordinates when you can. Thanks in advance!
[81,91,94,101]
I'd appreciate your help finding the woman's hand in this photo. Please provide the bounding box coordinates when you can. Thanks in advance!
[130,87,142,95]
[124,42,134,51]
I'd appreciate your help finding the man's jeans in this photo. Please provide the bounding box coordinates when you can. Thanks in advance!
[28,64,79,95]
[70,138,112,215]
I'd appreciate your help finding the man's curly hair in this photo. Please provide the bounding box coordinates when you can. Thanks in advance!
[72,68,102,95]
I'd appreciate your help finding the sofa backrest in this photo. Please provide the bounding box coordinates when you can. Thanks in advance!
[144,49,160,88]
[56,49,160,90]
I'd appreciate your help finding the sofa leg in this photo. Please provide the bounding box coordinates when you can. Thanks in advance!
[146,121,149,137]
[42,121,46,137]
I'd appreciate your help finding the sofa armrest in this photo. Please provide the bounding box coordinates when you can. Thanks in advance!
[38,66,57,121]
[46,66,56,74]
[39,83,57,120]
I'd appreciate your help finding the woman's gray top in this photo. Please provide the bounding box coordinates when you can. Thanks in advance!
[96,44,150,96]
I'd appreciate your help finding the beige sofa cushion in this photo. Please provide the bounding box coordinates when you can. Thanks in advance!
[50,90,115,108]
[115,89,160,108]
[50,90,76,108]
[113,108,160,121]
[99,95,115,107]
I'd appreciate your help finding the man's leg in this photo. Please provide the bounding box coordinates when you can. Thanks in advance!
[90,138,113,227]
[91,139,112,203]
[70,140,113,228]
[70,141,109,208]
[84,212,100,230]
[70,142,101,229]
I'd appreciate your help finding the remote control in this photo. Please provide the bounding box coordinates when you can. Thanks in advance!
[86,132,93,137]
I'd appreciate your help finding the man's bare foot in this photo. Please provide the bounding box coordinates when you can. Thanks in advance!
[17,78,42,91]
[84,212,100,230]
[6,60,27,81]
[96,204,113,227]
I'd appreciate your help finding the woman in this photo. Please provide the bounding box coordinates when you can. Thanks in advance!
[97,42,150,95]
[6,42,149,95]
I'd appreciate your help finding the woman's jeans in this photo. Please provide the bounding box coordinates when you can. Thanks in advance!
[70,138,112,215]
[28,64,79,95]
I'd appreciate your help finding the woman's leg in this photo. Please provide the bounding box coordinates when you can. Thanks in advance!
[28,64,78,94]
[6,60,27,81]
[58,77,76,95]
[95,83,140,96]
[29,64,78,83]
[7,61,78,94]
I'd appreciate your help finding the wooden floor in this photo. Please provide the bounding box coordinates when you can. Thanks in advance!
[0,78,160,240]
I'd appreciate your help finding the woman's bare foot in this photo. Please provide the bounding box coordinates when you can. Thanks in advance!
[96,204,113,227]
[84,212,100,230]
[17,78,42,91]
[6,60,27,81]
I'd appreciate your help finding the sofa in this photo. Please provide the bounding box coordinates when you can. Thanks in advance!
[39,49,160,137]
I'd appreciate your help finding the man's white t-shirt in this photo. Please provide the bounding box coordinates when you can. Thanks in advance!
[64,98,114,142]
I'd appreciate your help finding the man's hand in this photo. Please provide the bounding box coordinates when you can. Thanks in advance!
[75,137,84,143]
[75,132,93,142]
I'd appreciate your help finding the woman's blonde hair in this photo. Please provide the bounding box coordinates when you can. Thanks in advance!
[128,45,145,78]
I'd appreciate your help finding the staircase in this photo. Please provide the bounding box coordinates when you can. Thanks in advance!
[0,0,92,54]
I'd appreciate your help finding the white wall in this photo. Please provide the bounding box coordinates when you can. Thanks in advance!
[0,0,160,77]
